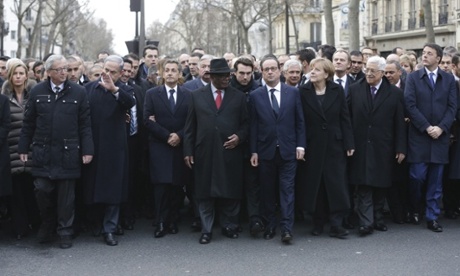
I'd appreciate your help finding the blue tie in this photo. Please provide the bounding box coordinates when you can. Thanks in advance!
[336,79,343,87]
[169,89,175,111]
[130,97,138,136]
[270,88,279,116]
[429,72,436,90]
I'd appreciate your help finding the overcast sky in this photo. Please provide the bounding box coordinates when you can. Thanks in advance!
[88,0,177,55]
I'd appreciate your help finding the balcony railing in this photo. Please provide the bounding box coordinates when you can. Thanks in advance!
[372,22,378,35]
[394,20,402,31]
[385,22,392,32]
[408,17,416,30]
[439,12,448,24]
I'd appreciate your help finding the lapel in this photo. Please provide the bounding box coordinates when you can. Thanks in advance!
[175,86,185,111]
[262,85,278,121]
[321,82,339,114]
[159,86,174,114]
[360,82,372,114]
[302,82,326,120]
[203,84,218,112]
[219,86,234,112]
[372,79,391,112]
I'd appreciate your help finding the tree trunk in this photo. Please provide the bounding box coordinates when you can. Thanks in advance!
[323,0,334,46]
[422,0,435,43]
[44,23,58,55]
[288,4,299,51]
[348,0,360,51]
[26,0,44,58]
[243,26,251,54]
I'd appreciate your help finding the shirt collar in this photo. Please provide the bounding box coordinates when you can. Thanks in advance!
[165,84,178,92]
[266,82,281,92]
[211,83,224,93]
[425,67,439,77]
[372,79,383,90]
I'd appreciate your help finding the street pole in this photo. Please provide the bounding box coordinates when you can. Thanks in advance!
[139,0,145,56]
[285,0,289,54]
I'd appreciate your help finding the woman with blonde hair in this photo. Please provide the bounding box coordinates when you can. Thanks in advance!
[1,60,38,239]
[399,54,414,74]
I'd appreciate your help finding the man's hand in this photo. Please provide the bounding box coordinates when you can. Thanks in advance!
[20,154,28,163]
[149,115,156,122]
[296,148,305,161]
[427,126,443,139]
[99,72,118,93]
[184,156,194,169]
[82,155,93,164]
[168,133,181,147]
[250,153,258,167]
[395,153,405,164]
[223,134,239,149]
[347,149,355,156]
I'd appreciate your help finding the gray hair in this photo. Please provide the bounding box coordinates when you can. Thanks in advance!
[199,54,215,65]
[386,60,403,71]
[45,55,66,71]
[104,55,124,71]
[283,59,302,71]
[367,56,386,71]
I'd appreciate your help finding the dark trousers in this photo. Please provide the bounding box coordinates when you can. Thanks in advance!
[10,173,39,235]
[443,179,460,212]
[103,204,120,234]
[409,163,444,221]
[259,149,297,233]
[313,181,346,228]
[34,177,75,236]
[355,185,386,227]
[85,203,120,234]
[154,184,183,224]
[197,198,240,234]
[243,160,262,223]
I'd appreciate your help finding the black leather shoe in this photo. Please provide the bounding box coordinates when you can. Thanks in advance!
[427,220,443,232]
[114,224,124,235]
[444,210,458,219]
[311,225,323,236]
[154,223,167,238]
[329,226,348,239]
[104,233,118,246]
[191,219,202,232]
[199,233,212,244]
[358,226,373,237]
[410,213,421,225]
[221,227,238,239]
[168,223,179,234]
[281,231,293,243]
[264,228,276,240]
[59,235,73,249]
[374,223,388,231]
[249,221,264,236]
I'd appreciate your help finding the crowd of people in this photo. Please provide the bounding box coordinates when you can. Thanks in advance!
[0,42,459,249]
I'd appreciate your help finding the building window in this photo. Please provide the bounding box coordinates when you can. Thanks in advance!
[408,0,417,30]
[439,0,448,24]
[385,0,392,32]
[11,30,16,40]
[10,51,16,58]
[372,1,378,35]
[394,0,402,31]
[310,22,321,43]
[25,8,32,21]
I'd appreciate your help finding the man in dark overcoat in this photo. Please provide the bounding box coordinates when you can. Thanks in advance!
[18,55,94,249]
[144,59,191,237]
[83,55,135,246]
[184,58,248,244]
[404,43,457,232]
[348,56,407,236]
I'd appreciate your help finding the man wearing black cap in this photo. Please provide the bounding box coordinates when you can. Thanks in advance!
[184,58,249,244]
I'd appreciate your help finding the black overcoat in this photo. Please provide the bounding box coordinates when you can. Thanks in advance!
[183,84,248,199]
[296,81,354,212]
[83,80,135,204]
[144,85,191,185]
[348,77,407,188]
[0,94,11,196]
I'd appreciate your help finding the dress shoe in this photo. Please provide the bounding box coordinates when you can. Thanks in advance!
[199,233,212,244]
[281,231,293,243]
[311,225,324,236]
[168,223,179,234]
[358,226,373,237]
[410,213,421,225]
[59,235,73,249]
[221,227,238,239]
[263,228,276,240]
[249,221,264,236]
[427,220,443,232]
[444,210,458,219]
[154,223,168,238]
[373,223,388,232]
[191,219,202,232]
[329,226,349,239]
[104,233,118,246]
[114,224,124,235]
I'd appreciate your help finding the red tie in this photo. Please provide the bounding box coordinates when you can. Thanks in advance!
[215,90,222,109]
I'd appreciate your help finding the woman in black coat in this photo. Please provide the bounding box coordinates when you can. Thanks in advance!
[0,93,12,222]
[297,58,354,238]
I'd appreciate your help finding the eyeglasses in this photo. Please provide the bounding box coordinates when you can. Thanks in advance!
[263,67,279,72]
[49,67,68,73]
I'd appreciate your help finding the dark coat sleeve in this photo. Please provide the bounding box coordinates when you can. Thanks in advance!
[78,90,94,156]
[183,91,197,157]
[143,88,171,142]
[394,87,407,154]
[18,90,37,153]
[0,95,10,148]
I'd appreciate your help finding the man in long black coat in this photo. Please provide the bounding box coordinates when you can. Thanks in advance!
[184,58,249,244]
[83,55,135,246]
[144,59,191,237]
[348,56,407,236]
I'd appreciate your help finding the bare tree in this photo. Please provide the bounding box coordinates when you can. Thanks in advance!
[74,18,114,61]
[11,0,38,58]
[422,0,435,43]
[323,0,334,46]
[348,0,360,50]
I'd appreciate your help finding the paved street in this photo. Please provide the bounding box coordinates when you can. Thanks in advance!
[1,216,459,276]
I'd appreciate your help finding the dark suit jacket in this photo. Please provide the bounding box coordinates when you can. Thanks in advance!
[182,77,205,92]
[404,67,457,164]
[144,85,191,185]
[348,77,407,187]
[249,83,306,161]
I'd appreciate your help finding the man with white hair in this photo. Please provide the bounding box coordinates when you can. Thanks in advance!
[348,56,407,237]
[283,59,302,87]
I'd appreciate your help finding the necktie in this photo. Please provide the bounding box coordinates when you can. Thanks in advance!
[215,90,222,109]
[300,75,307,85]
[371,86,377,99]
[429,72,436,90]
[270,88,280,116]
[336,79,343,87]
[169,89,175,111]
[54,87,60,99]
[130,97,138,136]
